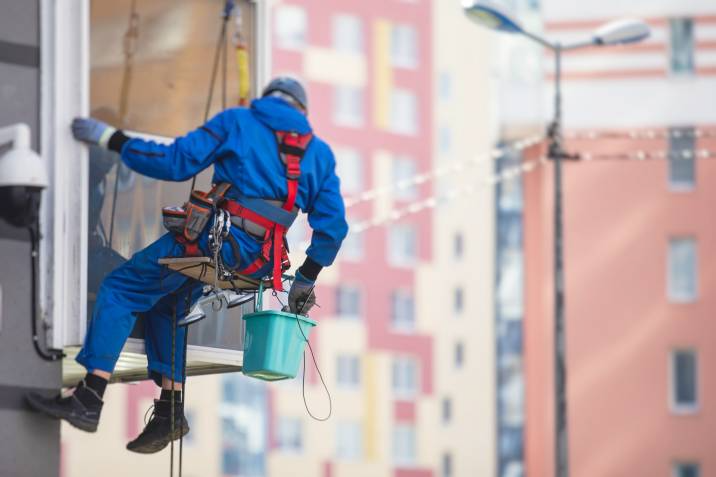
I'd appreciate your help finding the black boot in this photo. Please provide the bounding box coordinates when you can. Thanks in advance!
[25,381,103,433]
[126,399,190,454]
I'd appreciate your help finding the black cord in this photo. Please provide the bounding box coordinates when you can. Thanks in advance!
[272,288,332,421]
[28,222,65,362]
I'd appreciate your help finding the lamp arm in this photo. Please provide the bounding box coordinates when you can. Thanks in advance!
[521,29,556,50]
[561,39,599,51]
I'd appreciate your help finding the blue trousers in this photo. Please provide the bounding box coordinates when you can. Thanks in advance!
[77,233,205,384]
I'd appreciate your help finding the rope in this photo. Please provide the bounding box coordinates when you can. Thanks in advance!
[170,300,176,477]
[190,6,233,192]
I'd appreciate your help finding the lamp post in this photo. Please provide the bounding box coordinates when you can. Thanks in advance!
[461,3,650,476]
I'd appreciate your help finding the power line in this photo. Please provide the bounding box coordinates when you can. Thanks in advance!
[581,149,716,161]
[564,128,716,140]
[343,135,544,208]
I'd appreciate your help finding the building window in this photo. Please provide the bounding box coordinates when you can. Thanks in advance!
[668,238,697,302]
[392,356,419,399]
[389,89,418,135]
[336,285,362,318]
[669,18,694,75]
[455,342,464,368]
[442,397,452,424]
[671,350,698,413]
[674,462,700,477]
[340,229,364,262]
[388,224,418,267]
[390,24,418,68]
[442,453,453,477]
[391,290,415,332]
[332,14,363,54]
[454,287,464,314]
[276,417,303,452]
[336,421,363,460]
[392,424,417,465]
[336,354,361,388]
[333,86,364,127]
[438,72,452,101]
[335,147,363,195]
[392,156,418,200]
[669,127,696,190]
[454,232,464,259]
[275,5,307,50]
[439,126,452,153]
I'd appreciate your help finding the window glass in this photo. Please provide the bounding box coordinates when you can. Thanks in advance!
[336,285,362,318]
[390,24,418,68]
[674,463,700,477]
[91,0,257,138]
[438,72,452,101]
[275,5,307,50]
[455,342,464,368]
[454,287,464,314]
[333,14,363,54]
[392,156,418,200]
[672,350,698,410]
[336,422,363,460]
[391,290,415,332]
[337,354,361,388]
[335,147,363,195]
[340,229,364,262]
[669,127,696,189]
[388,224,418,267]
[442,397,452,424]
[439,126,452,153]
[392,424,417,465]
[670,18,694,75]
[392,356,419,398]
[276,417,303,452]
[454,232,464,259]
[333,86,365,127]
[668,238,697,302]
[442,453,453,477]
[389,89,418,135]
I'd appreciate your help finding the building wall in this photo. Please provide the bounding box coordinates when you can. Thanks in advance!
[525,1,716,476]
[0,0,62,476]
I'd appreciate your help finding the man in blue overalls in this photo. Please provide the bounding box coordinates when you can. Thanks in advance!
[26,77,348,453]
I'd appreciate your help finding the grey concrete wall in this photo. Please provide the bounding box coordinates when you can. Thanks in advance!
[0,1,61,476]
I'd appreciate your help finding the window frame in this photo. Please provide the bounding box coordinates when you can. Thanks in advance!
[40,0,270,367]
[668,17,695,77]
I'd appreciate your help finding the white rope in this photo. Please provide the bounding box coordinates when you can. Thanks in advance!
[342,135,544,209]
[348,157,548,234]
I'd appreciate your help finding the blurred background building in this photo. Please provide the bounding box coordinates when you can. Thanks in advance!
[524,1,716,477]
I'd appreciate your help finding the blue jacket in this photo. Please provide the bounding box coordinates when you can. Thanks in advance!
[117,97,348,268]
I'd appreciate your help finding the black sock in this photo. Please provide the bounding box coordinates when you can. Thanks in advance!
[84,374,108,398]
[160,389,182,403]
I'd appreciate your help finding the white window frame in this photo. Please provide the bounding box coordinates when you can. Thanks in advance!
[336,284,362,319]
[391,355,420,400]
[40,0,270,368]
[336,354,361,389]
[392,423,417,466]
[336,421,363,460]
[669,349,699,414]
[390,289,415,333]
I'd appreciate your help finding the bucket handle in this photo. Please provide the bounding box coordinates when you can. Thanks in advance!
[255,274,294,312]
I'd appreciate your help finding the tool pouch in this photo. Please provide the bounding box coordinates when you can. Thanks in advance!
[161,183,233,243]
[183,191,214,242]
[162,206,188,236]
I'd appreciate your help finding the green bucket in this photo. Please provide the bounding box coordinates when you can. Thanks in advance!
[242,280,316,381]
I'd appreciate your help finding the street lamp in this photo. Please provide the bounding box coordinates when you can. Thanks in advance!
[461,2,650,477]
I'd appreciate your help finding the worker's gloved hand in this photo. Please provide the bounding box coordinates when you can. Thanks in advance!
[71,117,116,148]
[287,271,316,316]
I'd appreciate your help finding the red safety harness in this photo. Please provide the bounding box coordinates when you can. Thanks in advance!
[221,131,313,291]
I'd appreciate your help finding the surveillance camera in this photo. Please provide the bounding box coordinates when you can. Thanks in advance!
[0,124,48,227]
